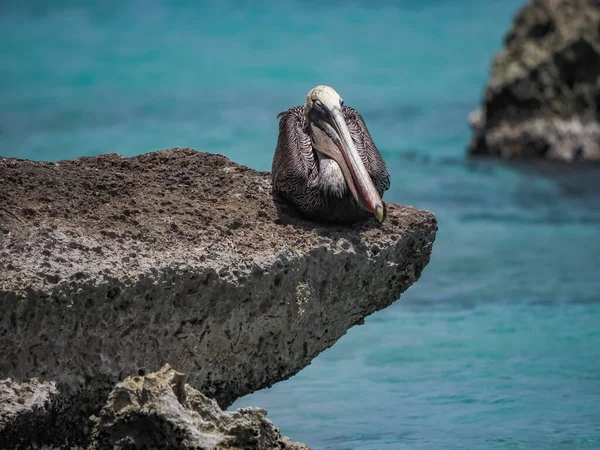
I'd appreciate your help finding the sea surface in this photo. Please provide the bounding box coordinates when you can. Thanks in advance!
[2,1,600,449]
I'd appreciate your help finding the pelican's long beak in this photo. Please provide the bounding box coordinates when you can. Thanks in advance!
[314,106,385,222]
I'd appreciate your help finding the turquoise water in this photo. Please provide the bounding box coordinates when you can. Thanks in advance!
[2,1,600,449]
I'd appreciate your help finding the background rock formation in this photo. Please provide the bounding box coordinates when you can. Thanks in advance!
[0,148,436,447]
[469,0,600,162]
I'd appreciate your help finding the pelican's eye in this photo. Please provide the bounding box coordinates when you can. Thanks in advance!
[313,99,323,108]
[340,99,344,107]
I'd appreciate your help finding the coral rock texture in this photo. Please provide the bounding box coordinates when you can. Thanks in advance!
[88,364,309,450]
[0,148,436,447]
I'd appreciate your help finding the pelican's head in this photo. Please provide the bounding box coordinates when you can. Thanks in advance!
[304,85,344,117]
[304,85,384,222]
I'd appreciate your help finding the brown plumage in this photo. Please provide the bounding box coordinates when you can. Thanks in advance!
[272,92,390,224]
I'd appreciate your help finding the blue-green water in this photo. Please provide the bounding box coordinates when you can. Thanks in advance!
[2,1,600,448]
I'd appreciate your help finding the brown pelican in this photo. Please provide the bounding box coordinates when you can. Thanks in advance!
[272,85,390,224]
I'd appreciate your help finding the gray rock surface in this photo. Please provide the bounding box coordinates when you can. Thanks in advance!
[88,364,308,450]
[0,377,61,449]
[469,0,600,162]
[0,148,437,447]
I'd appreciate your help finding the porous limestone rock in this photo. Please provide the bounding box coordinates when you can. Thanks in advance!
[88,364,308,450]
[469,0,600,162]
[0,148,437,447]
[0,377,61,449]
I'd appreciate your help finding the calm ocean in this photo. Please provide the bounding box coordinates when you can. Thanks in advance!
[2,1,599,448]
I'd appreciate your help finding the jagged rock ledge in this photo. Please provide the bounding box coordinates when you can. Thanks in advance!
[0,148,437,448]
[1,364,308,450]
[88,364,308,450]
[469,0,600,162]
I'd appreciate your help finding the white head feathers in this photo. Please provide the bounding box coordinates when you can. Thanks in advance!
[305,85,344,113]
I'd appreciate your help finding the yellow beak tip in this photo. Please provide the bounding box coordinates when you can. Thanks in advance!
[375,205,384,223]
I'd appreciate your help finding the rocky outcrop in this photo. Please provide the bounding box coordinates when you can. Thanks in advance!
[0,377,61,449]
[0,148,436,448]
[469,0,600,162]
[88,364,308,450]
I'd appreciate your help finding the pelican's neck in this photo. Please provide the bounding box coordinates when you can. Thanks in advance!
[317,153,347,198]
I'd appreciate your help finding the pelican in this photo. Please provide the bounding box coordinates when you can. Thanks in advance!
[272,85,390,224]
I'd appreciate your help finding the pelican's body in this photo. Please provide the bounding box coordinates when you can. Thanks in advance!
[272,86,390,224]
